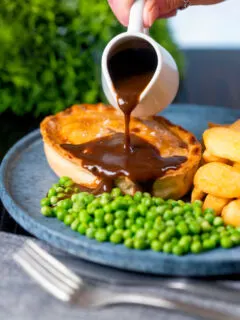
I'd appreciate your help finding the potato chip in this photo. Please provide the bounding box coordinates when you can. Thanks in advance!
[202,150,229,164]
[194,162,240,198]
[222,199,240,227]
[203,127,240,163]
[233,162,240,171]
[203,194,230,216]
[191,187,205,202]
[230,119,240,132]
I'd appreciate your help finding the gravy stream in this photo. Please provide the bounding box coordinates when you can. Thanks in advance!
[61,40,187,194]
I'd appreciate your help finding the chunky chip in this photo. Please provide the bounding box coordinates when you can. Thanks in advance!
[222,200,240,227]
[191,187,205,202]
[203,194,230,216]
[203,127,240,163]
[202,150,229,164]
[194,162,240,198]
[233,162,240,171]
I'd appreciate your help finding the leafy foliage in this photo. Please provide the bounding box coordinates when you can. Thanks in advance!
[0,0,183,116]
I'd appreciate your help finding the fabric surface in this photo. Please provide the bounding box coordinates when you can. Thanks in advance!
[1,231,240,320]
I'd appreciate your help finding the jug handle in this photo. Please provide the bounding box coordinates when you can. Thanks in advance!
[128,0,149,35]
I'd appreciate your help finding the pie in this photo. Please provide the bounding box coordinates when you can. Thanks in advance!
[40,104,201,199]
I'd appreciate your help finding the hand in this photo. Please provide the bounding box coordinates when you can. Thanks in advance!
[108,0,224,27]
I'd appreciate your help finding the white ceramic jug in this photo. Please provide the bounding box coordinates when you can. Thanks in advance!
[101,0,179,118]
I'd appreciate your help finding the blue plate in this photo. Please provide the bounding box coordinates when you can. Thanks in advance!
[1,104,240,276]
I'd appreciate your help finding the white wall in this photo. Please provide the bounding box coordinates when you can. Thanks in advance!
[169,0,240,48]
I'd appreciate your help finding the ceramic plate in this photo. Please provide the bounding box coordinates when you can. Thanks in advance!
[1,104,240,276]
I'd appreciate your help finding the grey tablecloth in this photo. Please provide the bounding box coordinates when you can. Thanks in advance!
[2,231,240,320]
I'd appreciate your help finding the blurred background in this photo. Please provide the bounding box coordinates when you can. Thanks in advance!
[0,0,239,159]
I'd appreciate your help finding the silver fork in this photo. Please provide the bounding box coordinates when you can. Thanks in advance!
[13,240,239,320]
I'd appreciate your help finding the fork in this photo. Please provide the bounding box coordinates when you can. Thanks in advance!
[13,240,239,320]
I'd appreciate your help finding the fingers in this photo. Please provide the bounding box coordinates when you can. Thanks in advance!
[144,0,181,27]
[108,0,135,26]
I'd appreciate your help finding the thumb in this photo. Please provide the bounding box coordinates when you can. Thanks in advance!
[108,0,135,26]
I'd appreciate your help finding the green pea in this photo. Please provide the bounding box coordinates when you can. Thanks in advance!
[153,198,165,206]
[144,221,154,230]
[193,207,202,217]
[128,206,139,219]
[111,188,122,198]
[137,204,148,216]
[135,229,146,240]
[147,229,159,241]
[201,233,210,240]
[189,221,201,235]
[110,231,123,244]
[49,196,58,205]
[204,208,215,215]
[114,218,125,229]
[40,197,51,207]
[143,192,151,198]
[78,223,87,235]
[177,222,189,236]
[52,183,60,190]
[136,217,145,228]
[163,242,173,254]
[171,238,178,246]
[41,206,53,217]
[156,205,168,215]
[131,224,139,234]
[213,217,224,227]
[179,237,191,252]
[192,235,201,242]
[87,204,97,214]
[106,225,115,236]
[193,200,203,207]
[123,230,132,239]
[165,220,175,227]
[210,233,220,245]
[94,217,105,228]
[175,200,183,206]
[72,202,85,213]
[133,191,143,202]
[65,187,73,194]
[153,221,165,233]
[134,238,147,250]
[103,204,113,213]
[95,229,108,242]
[191,241,203,254]
[115,210,127,219]
[172,245,184,256]
[203,239,216,251]
[104,213,114,225]
[204,213,215,224]
[64,180,74,188]
[59,176,71,186]
[85,227,96,239]
[159,232,171,243]
[79,211,92,224]
[221,237,233,249]
[172,206,184,215]
[201,221,212,232]
[146,210,157,220]
[125,218,134,228]
[94,209,105,219]
[57,193,66,199]
[99,197,109,206]
[59,199,73,210]
[56,208,68,221]
[163,210,174,221]
[151,240,163,252]
[183,203,192,212]
[124,238,134,249]
[174,216,182,224]
[230,234,240,246]
[71,218,80,231]
[64,215,74,226]
[141,197,152,207]
[48,188,57,197]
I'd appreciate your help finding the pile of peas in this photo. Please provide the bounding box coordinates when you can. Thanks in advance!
[40,177,240,256]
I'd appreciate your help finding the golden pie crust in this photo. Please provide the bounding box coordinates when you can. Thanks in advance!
[40,104,202,199]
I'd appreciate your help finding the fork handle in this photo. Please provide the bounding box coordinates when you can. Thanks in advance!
[99,293,238,320]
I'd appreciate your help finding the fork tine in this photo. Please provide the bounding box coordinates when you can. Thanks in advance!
[26,241,81,284]
[13,249,74,301]
[24,241,81,290]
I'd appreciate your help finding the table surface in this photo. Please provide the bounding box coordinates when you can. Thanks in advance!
[1,49,240,241]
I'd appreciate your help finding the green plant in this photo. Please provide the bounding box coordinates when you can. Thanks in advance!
[0,0,183,116]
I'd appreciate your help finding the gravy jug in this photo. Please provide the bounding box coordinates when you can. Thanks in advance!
[101,0,179,118]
